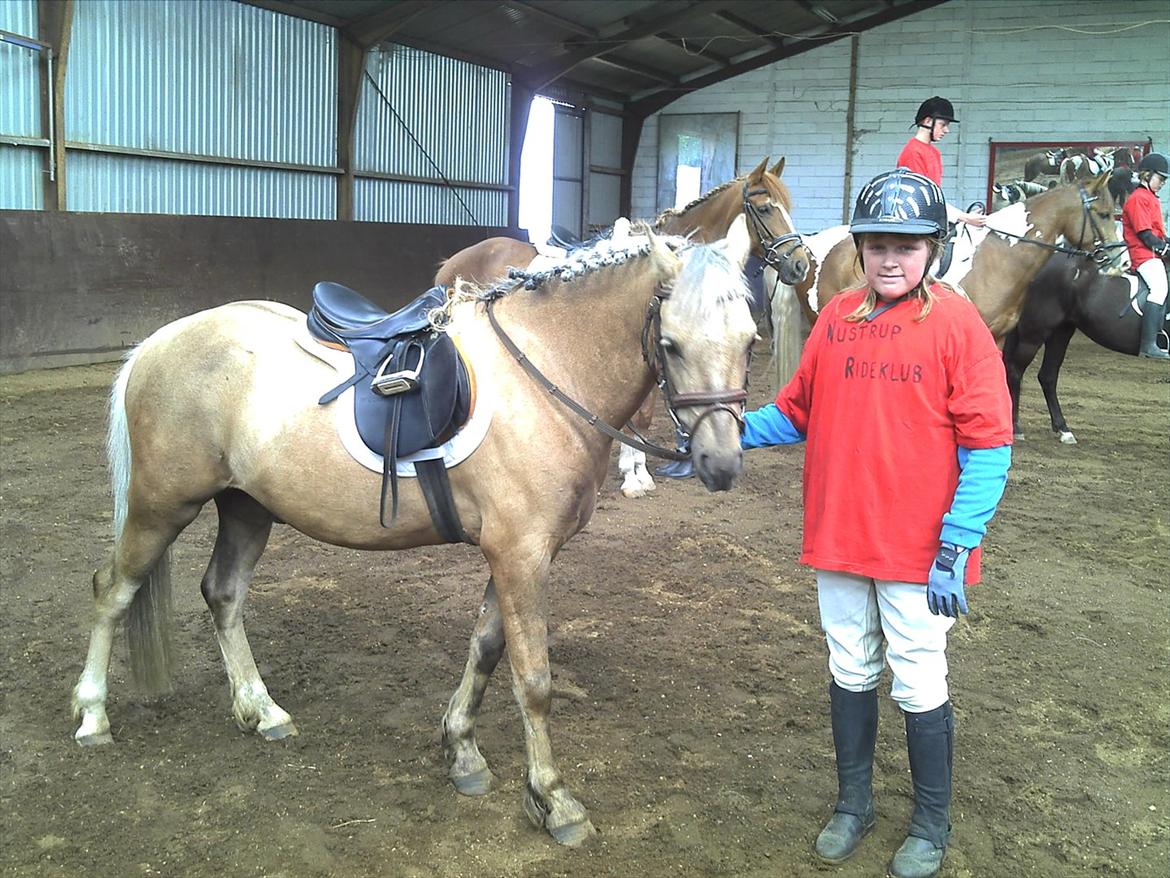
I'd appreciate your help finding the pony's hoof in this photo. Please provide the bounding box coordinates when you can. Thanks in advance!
[1058,431,1077,445]
[75,730,113,747]
[549,817,597,847]
[621,485,649,499]
[259,721,299,741]
[451,767,494,796]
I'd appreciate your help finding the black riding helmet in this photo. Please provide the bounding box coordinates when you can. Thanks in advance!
[850,169,949,244]
[1138,152,1169,177]
[915,96,958,126]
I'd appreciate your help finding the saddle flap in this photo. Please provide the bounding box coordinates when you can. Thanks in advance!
[352,333,471,459]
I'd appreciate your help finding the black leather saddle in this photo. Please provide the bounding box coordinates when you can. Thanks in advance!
[307,282,472,539]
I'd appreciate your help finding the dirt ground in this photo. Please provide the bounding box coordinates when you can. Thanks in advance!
[1,335,1166,878]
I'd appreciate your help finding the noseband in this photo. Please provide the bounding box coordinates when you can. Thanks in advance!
[742,181,805,272]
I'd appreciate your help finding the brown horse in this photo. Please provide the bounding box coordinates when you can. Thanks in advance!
[781,174,1120,341]
[70,219,758,847]
[435,156,810,291]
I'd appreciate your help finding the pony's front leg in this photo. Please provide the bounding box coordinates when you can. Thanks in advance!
[442,577,506,795]
[489,545,597,846]
[201,491,296,741]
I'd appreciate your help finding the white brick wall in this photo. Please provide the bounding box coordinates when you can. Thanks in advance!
[632,0,1170,233]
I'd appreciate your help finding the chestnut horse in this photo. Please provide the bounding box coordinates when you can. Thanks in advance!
[437,157,810,499]
[1003,252,1168,444]
[71,219,759,846]
[769,176,1120,379]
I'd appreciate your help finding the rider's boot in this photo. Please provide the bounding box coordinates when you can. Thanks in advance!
[814,682,878,863]
[654,426,694,479]
[1138,297,1169,359]
[889,702,954,878]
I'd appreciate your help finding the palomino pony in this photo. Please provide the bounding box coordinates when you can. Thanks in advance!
[437,157,810,499]
[1003,252,1168,444]
[72,218,760,846]
[777,174,1120,347]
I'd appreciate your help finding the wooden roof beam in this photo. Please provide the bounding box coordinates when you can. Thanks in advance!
[524,0,731,91]
[345,0,432,49]
[713,10,785,49]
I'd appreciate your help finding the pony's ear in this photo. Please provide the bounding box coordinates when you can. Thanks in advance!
[748,157,769,182]
[1088,171,1111,192]
[724,214,752,268]
[769,157,786,177]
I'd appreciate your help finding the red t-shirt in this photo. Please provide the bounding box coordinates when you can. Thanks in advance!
[775,286,1013,585]
[1122,184,1166,264]
[896,137,943,185]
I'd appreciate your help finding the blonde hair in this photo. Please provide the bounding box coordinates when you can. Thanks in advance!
[844,235,954,323]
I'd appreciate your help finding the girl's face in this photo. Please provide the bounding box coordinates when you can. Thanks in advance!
[1149,173,1165,194]
[861,234,932,301]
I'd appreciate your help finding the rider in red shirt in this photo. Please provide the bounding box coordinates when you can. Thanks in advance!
[897,97,985,227]
[743,170,1012,878]
[1121,152,1169,358]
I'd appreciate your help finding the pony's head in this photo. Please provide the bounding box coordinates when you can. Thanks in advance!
[655,215,757,491]
[745,156,812,285]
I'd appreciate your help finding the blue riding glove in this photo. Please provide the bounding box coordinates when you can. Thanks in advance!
[927,543,970,617]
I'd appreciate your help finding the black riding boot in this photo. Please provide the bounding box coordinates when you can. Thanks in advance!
[654,426,694,479]
[814,682,878,863]
[889,702,954,878]
[1138,297,1169,359]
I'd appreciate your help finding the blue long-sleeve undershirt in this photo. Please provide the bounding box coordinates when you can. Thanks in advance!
[742,403,805,448]
[940,445,1011,548]
[741,404,1011,548]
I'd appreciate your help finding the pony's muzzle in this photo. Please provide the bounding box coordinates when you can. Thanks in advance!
[695,445,742,492]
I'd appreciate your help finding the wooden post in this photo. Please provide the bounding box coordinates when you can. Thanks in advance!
[336,35,366,221]
[37,0,73,211]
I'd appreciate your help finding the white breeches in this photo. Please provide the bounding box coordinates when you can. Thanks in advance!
[816,569,956,713]
[1136,258,1168,306]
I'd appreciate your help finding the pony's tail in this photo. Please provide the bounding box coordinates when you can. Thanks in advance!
[108,347,175,695]
[767,275,804,395]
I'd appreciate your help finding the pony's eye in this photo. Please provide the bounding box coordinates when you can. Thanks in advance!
[757,204,772,214]
[661,337,682,358]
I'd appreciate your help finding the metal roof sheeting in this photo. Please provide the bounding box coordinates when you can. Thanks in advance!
[355,177,506,226]
[0,0,40,139]
[66,0,336,165]
[67,150,335,218]
[356,44,508,186]
[0,145,43,210]
[59,0,336,217]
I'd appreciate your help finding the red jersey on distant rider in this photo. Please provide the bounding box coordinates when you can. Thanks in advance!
[1122,185,1166,264]
[897,138,943,185]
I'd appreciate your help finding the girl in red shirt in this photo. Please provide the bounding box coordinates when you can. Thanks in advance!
[1121,152,1169,358]
[742,170,1013,878]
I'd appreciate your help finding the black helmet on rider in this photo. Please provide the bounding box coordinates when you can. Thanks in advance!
[915,96,958,126]
[850,169,949,246]
[1138,152,1169,179]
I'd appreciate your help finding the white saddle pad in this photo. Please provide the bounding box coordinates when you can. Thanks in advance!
[294,324,493,476]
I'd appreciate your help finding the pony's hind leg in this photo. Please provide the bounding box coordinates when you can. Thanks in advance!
[442,577,506,794]
[201,490,296,740]
[73,509,195,745]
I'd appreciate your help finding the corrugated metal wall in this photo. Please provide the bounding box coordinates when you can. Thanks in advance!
[0,0,45,209]
[64,0,337,217]
[355,44,509,224]
[587,110,622,228]
[1,1,515,223]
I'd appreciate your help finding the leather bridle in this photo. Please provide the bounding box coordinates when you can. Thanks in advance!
[990,184,1122,267]
[485,283,750,462]
[741,180,806,275]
